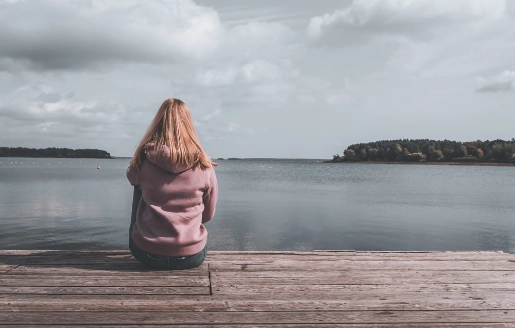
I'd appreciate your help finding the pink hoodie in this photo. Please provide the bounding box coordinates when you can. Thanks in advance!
[126,147,218,256]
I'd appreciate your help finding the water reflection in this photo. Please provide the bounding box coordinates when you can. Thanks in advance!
[0,158,514,252]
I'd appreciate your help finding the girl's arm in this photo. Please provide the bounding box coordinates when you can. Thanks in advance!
[126,166,140,186]
[202,168,218,223]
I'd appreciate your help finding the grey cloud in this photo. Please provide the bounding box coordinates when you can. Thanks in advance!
[0,117,81,141]
[0,0,221,70]
[0,25,164,71]
[37,92,61,103]
[476,70,515,92]
[0,106,40,122]
[80,102,123,115]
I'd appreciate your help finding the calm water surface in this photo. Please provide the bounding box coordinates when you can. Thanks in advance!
[0,158,514,252]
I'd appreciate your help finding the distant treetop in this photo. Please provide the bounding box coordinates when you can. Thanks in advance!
[332,139,515,164]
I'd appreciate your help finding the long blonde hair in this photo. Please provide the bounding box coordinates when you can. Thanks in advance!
[129,98,214,171]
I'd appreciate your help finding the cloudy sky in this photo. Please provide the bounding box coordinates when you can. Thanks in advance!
[1,0,514,158]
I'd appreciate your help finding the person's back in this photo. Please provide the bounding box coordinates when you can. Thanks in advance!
[126,98,218,270]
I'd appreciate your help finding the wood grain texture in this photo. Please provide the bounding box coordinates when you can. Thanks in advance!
[0,275,209,287]
[1,250,514,326]
[1,265,208,276]
[0,265,17,273]
[207,252,514,261]
[2,310,515,324]
[2,297,515,312]
[209,260,515,271]
[7,325,515,328]
[0,286,210,295]
[210,271,515,284]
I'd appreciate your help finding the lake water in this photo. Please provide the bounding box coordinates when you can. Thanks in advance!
[0,158,514,253]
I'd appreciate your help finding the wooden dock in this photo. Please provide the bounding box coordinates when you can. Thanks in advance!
[1,250,515,327]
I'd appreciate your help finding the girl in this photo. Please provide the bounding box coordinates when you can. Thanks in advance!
[127,98,218,270]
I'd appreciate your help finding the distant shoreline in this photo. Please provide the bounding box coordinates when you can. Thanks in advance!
[325,160,515,167]
[0,147,112,159]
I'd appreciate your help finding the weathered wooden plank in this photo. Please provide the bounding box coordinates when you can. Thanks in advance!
[207,290,515,301]
[0,258,138,266]
[1,249,510,258]
[351,251,511,257]
[211,271,515,285]
[211,250,507,256]
[211,251,356,255]
[0,252,132,258]
[2,310,515,324]
[213,276,515,285]
[210,269,515,278]
[8,324,515,328]
[208,252,515,261]
[3,262,202,270]
[210,284,515,297]
[0,250,509,256]
[0,275,209,287]
[0,265,17,274]
[0,286,210,295]
[209,260,515,271]
[2,297,515,312]
[207,257,515,263]
[4,258,512,272]
[3,289,515,302]
[2,252,512,269]
[0,250,348,256]
[207,257,515,265]
[3,265,208,276]
[8,266,512,279]
[0,250,130,256]
[0,294,214,304]
[0,254,137,266]
[212,251,508,256]
[5,256,511,269]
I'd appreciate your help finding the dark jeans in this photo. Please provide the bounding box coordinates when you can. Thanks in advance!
[129,237,207,270]
[129,186,207,270]
[130,186,142,234]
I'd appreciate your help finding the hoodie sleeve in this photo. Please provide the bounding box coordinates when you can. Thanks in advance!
[126,166,140,186]
[202,168,218,224]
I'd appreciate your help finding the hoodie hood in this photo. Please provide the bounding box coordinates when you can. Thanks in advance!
[145,145,191,174]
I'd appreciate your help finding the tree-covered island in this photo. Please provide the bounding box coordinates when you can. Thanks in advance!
[331,139,515,165]
[0,147,112,159]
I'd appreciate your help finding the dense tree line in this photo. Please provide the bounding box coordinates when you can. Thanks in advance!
[0,147,112,159]
[332,139,515,163]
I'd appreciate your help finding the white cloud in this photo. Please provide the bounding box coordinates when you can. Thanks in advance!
[240,60,286,83]
[0,84,128,131]
[476,70,515,92]
[196,68,238,86]
[196,59,295,86]
[228,21,295,49]
[384,21,515,78]
[308,0,506,43]
[199,108,221,122]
